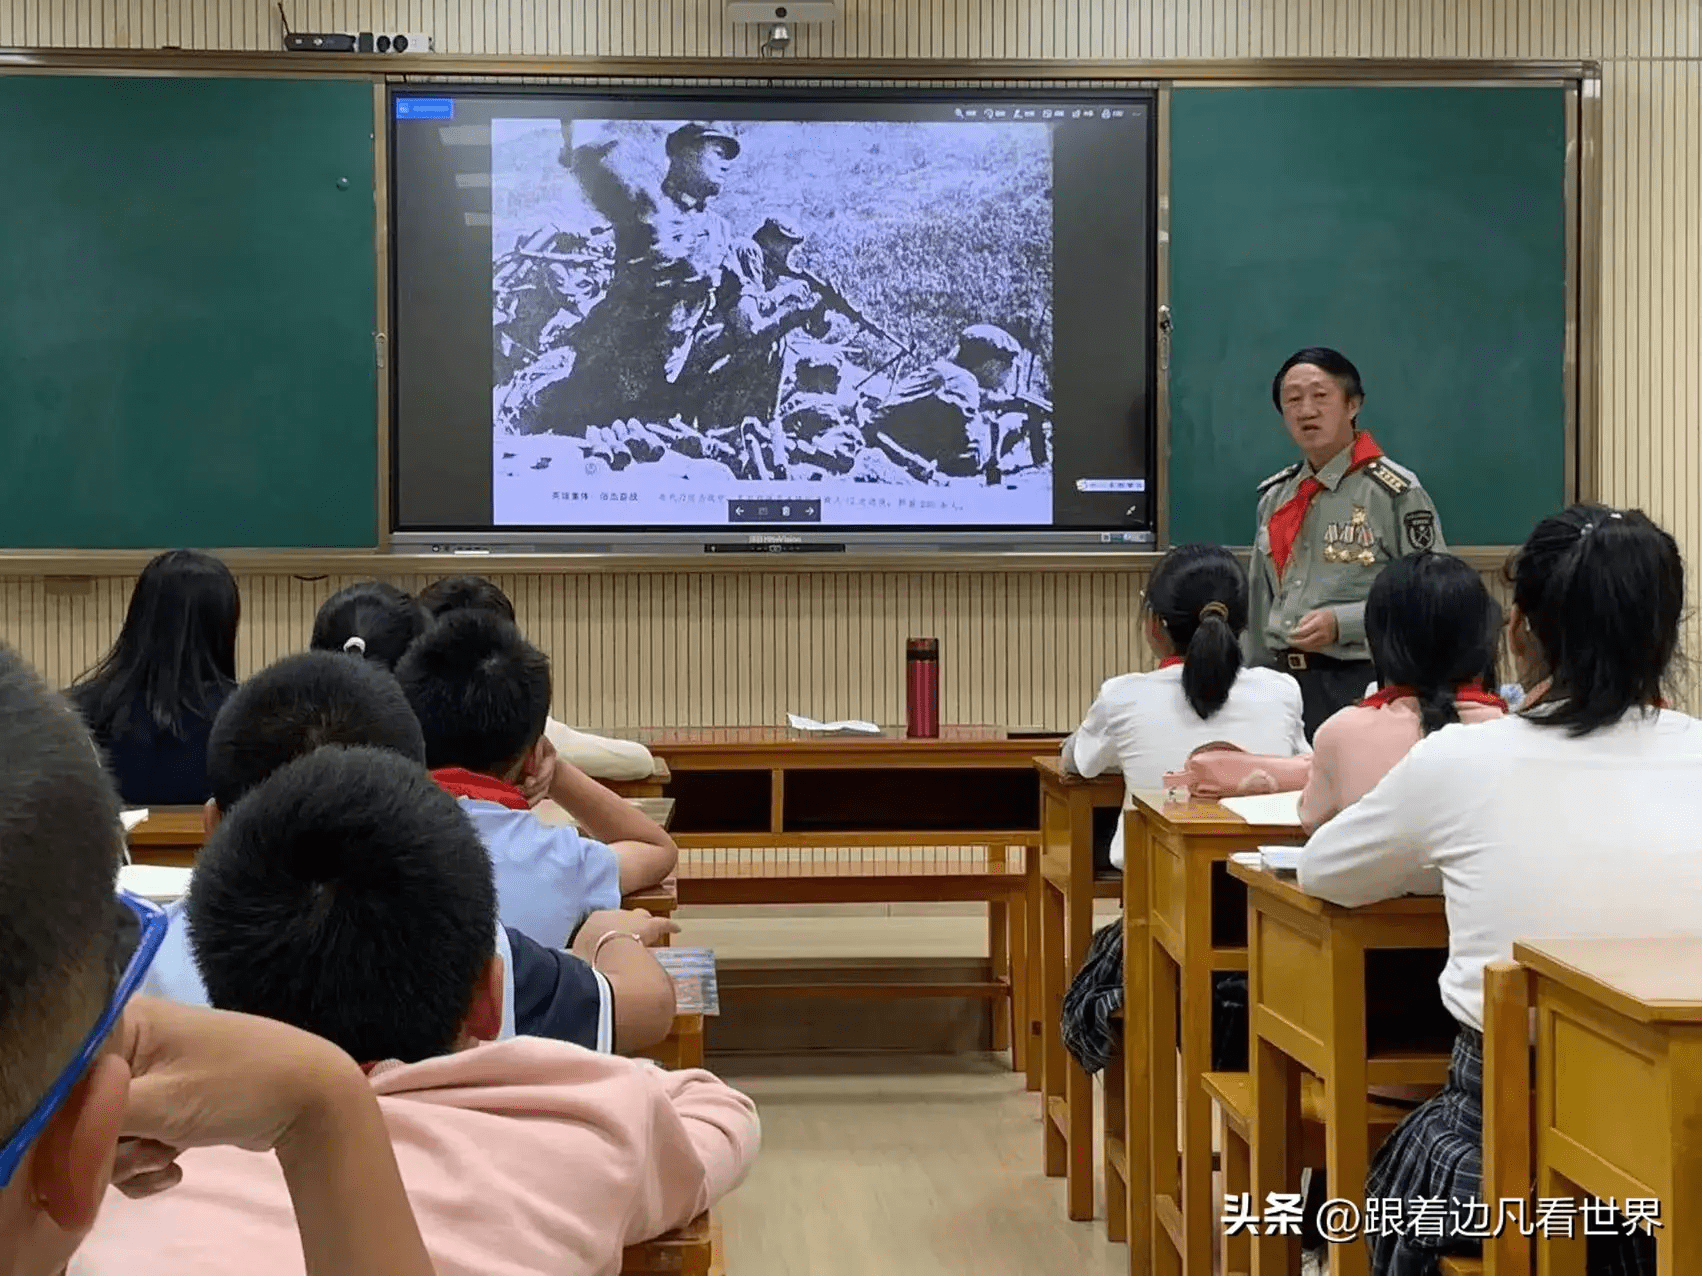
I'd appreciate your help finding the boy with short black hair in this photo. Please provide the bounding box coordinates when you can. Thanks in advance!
[396,610,677,948]
[148,651,677,1053]
[415,573,658,781]
[75,745,759,1276]
[0,644,433,1276]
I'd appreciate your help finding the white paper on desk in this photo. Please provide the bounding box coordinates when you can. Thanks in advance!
[120,809,149,833]
[1218,791,1304,827]
[1258,846,1304,873]
[786,713,881,735]
[119,864,192,903]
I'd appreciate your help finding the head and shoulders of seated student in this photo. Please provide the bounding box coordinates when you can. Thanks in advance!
[141,651,430,1006]
[309,581,428,672]
[414,576,655,782]
[67,548,240,805]
[1081,544,1305,737]
[1301,552,1505,831]
[190,746,507,1068]
[0,647,138,1276]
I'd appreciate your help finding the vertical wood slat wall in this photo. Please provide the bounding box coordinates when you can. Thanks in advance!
[0,1,1693,725]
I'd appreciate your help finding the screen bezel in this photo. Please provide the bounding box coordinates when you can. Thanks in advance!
[386,82,1158,553]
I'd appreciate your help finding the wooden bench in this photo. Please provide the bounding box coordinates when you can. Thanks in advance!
[620,1212,720,1276]
[1204,1071,1410,1276]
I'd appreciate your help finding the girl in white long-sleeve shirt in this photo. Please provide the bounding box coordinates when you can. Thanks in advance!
[1301,505,1684,1276]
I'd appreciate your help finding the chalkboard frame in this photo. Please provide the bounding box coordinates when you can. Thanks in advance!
[0,51,1599,566]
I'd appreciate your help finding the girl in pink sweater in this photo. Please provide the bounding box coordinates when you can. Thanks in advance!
[74,744,758,1276]
[1299,552,1506,833]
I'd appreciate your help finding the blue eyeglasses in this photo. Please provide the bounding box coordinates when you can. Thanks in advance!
[0,890,169,1187]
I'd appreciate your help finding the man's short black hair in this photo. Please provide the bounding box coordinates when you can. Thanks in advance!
[189,745,495,1064]
[207,651,425,811]
[415,575,516,623]
[394,610,551,774]
[0,646,124,1136]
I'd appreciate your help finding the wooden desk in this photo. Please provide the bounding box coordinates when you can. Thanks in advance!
[1232,863,1457,1276]
[1135,797,1306,1276]
[1034,756,1125,1220]
[631,726,1063,1056]
[129,796,681,919]
[1516,937,1702,1275]
[124,806,206,867]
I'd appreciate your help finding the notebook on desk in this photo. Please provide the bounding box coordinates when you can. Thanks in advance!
[1218,791,1304,827]
[1228,847,1303,874]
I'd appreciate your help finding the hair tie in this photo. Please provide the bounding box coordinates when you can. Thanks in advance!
[1198,601,1230,623]
[343,636,367,655]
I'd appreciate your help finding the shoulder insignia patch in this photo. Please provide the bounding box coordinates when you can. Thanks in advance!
[1257,462,1301,494]
[1403,510,1437,551]
[1365,460,1410,496]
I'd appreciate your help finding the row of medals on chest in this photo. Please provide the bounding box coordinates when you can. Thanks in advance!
[1324,504,1379,566]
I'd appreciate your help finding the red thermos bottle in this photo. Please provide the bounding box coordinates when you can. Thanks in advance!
[906,638,940,738]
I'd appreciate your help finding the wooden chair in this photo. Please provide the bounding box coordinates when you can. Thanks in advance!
[1438,960,1534,1276]
[621,1212,717,1276]
[1204,1072,1410,1276]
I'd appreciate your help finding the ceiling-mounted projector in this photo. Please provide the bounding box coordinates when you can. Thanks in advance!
[728,1,841,22]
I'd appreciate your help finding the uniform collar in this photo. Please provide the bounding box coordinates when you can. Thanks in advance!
[1309,430,1379,491]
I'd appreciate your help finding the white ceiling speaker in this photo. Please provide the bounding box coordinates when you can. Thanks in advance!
[727,2,842,23]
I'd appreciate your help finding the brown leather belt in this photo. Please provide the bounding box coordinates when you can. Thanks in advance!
[1274,650,1365,673]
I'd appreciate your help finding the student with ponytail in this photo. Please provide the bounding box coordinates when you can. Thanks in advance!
[1301,505,1694,1276]
[309,582,428,671]
[1062,543,1308,869]
[1299,553,1505,833]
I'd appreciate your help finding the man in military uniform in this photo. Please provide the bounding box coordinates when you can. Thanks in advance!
[685,218,851,430]
[1247,348,1445,739]
[501,121,743,437]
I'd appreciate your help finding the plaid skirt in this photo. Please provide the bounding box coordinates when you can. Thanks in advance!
[1366,1029,1656,1276]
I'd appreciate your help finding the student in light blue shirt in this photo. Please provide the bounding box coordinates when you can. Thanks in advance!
[396,610,678,950]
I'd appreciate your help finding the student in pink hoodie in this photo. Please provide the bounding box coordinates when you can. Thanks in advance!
[1299,552,1506,834]
[73,744,759,1276]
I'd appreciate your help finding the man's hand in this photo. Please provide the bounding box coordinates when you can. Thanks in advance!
[1288,608,1340,653]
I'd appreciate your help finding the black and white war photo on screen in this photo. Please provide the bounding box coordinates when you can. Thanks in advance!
[489,116,1055,528]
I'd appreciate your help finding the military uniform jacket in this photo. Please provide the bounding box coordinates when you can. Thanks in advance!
[1246,439,1444,667]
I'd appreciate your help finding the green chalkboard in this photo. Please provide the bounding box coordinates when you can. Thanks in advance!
[1168,86,1568,547]
[0,74,377,548]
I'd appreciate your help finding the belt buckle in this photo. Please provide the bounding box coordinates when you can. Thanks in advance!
[1286,652,1307,672]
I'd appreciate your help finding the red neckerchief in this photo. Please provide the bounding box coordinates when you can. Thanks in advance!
[1360,684,1509,713]
[431,767,529,811]
[1267,431,1383,580]
[1158,656,1184,669]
